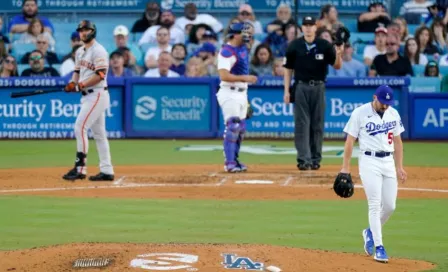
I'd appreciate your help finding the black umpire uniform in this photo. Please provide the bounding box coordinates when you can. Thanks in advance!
[283,16,343,171]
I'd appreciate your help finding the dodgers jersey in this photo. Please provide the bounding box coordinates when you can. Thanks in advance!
[343,102,405,152]
[74,41,109,89]
[217,43,249,89]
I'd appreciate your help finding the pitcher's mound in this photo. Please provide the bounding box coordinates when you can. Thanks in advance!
[0,243,435,272]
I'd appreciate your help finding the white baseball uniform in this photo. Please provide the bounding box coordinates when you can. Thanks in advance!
[216,46,249,122]
[343,102,404,247]
[74,41,114,175]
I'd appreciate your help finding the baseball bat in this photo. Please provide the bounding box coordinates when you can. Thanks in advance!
[10,88,64,98]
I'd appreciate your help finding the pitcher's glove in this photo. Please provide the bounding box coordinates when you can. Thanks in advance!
[333,172,354,198]
[334,26,350,46]
[246,102,254,119]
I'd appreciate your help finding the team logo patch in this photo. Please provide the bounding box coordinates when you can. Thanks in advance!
[315,54,324,60]
[386,93,390,100]
[221,253,264,270]
[366,121,397,136]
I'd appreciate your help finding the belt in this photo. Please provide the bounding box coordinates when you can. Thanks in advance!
[364,151,393,158]
[229,87,246,92]
[82,87,108,96]
[298,80,325,86]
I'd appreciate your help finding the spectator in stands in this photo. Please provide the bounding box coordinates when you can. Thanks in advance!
[170,43,186,76]
[430,18,447,54]
[357,1,391,33]
[21,50,59,77]
[387,21,402,39]
[118,46,144,75]
[328,43,367,77]
[316,27,333,43]
[185,56,207,77]
[175,3,223,34]
[187,24,214,55]
[18,18,55,51]
[399,0,434,24]
[193,42,218,76]
[286,24,302,41]
[111,25,143,67]
[131,1,160,33]
[144,26,172,69]
[415,25,441,55]
[363,26,387,66]
[0,56,19,78]
[273,58,285,77]
[250,44,274,76]
[266,4,296,35]
[108,50,133,78]
[424,3,445,25]
[247,22,262,58]
[317,4,344,35]
[20,34,59,65]
[144,51,180,77]
[59,44,82,76]
[9,0,54,34]
[60,32,82,62]
[370,34,414,77]
[394,17,412,44]
[138,10,184,46]
[404,37,429,65]
[424,60,440,77]
[264,25,287,58]
[238,4,263,34]
[0,38,8,62]
[0,18,11,52]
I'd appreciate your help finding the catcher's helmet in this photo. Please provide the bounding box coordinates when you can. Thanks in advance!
[226,21,253,43]
[76,20,97,43]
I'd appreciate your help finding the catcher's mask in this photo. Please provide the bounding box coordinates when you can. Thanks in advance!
[227,21,253,44]
[77,20,97,43]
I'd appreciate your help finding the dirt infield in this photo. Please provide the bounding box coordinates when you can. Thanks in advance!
[0,164,446,271]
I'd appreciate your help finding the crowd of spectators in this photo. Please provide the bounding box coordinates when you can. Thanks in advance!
[1,0,448,91]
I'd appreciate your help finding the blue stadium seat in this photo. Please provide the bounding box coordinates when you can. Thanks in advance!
[17,64,28,75]
[11,43,36,61]
[344,19,358,32]
[410,77,441,92]
[408,24,419,36]
[350,32,375,43]
[253,33,267,42]
[413,65,426,77]
[51,64,61,72]
[439,66,448,76]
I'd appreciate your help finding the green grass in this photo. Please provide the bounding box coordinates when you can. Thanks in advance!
[0,196,447,270]
[0,140,448,168]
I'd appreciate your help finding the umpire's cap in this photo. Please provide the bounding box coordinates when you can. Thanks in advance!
[76,20,97,41]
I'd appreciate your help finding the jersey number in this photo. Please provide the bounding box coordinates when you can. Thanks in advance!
[388,132,393,144]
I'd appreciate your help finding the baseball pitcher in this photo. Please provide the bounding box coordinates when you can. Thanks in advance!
[62,20,115,182]
[217,21,257,173]
[337,85,407,263]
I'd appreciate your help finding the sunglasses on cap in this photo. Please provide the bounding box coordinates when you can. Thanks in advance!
[30,55,43,61]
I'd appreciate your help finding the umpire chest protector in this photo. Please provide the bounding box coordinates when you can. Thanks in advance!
[221,44,249,75]
[284,37,336,81]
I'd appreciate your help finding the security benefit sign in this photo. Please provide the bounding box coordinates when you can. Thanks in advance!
[411,96,448,139]
[129,83,213,137]
[225,87,397,139]
[0,88,124,139]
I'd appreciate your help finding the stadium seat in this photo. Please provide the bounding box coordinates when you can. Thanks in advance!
[350,32,375,43]
[11,43,35,61]
[408,24,419,36]
[344,19,358,32]
[410,77,441,92]
[413,65,426,77]
[439,66,448,76]
[17,64,28,75]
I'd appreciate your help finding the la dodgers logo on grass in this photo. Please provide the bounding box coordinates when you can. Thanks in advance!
[221,253,264,270]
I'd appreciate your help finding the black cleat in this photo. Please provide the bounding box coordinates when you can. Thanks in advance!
[297,164,311,171]
[89,172,114,182]
[311,163,321,170]
[62,168,86,181]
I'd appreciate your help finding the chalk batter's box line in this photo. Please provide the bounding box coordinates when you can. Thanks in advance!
[118,174,226,187]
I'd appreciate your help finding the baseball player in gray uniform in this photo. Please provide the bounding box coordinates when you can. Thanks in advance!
[62,20,114,182]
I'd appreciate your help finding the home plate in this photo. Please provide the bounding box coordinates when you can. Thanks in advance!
[235,180,274,184]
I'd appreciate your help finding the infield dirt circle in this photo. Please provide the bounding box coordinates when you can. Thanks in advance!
[0,164,446,271]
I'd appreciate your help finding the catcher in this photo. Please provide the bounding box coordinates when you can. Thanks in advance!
[283,17,348,171]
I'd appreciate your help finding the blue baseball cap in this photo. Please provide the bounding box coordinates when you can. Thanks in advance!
[195,42,216,55]
[71,31,80,40]
[375,85,394,105]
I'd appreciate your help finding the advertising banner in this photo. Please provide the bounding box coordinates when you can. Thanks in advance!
[409,94,448,139]
[1,0,376,13]
[125,78,218,138]
[0,77,124,139]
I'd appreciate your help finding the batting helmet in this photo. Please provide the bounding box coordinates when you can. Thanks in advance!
[76,20,97,43]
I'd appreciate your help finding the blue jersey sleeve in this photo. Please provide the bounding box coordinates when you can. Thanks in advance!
[220,47,235,58]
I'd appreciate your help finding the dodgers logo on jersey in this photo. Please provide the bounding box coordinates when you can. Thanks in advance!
[239,51,247,58]
[366,121,397,136]
[221,254,264,270]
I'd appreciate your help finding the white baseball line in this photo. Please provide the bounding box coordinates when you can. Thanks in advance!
[113,176,126,185]
[217,177,227,186]
[282,176,294,186]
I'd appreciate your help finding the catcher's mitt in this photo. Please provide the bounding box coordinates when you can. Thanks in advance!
[246,102,254,119]
[333,172,354,198]
[334,26,350,46]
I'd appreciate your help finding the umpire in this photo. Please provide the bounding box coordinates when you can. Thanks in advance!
[283,16,344,171]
